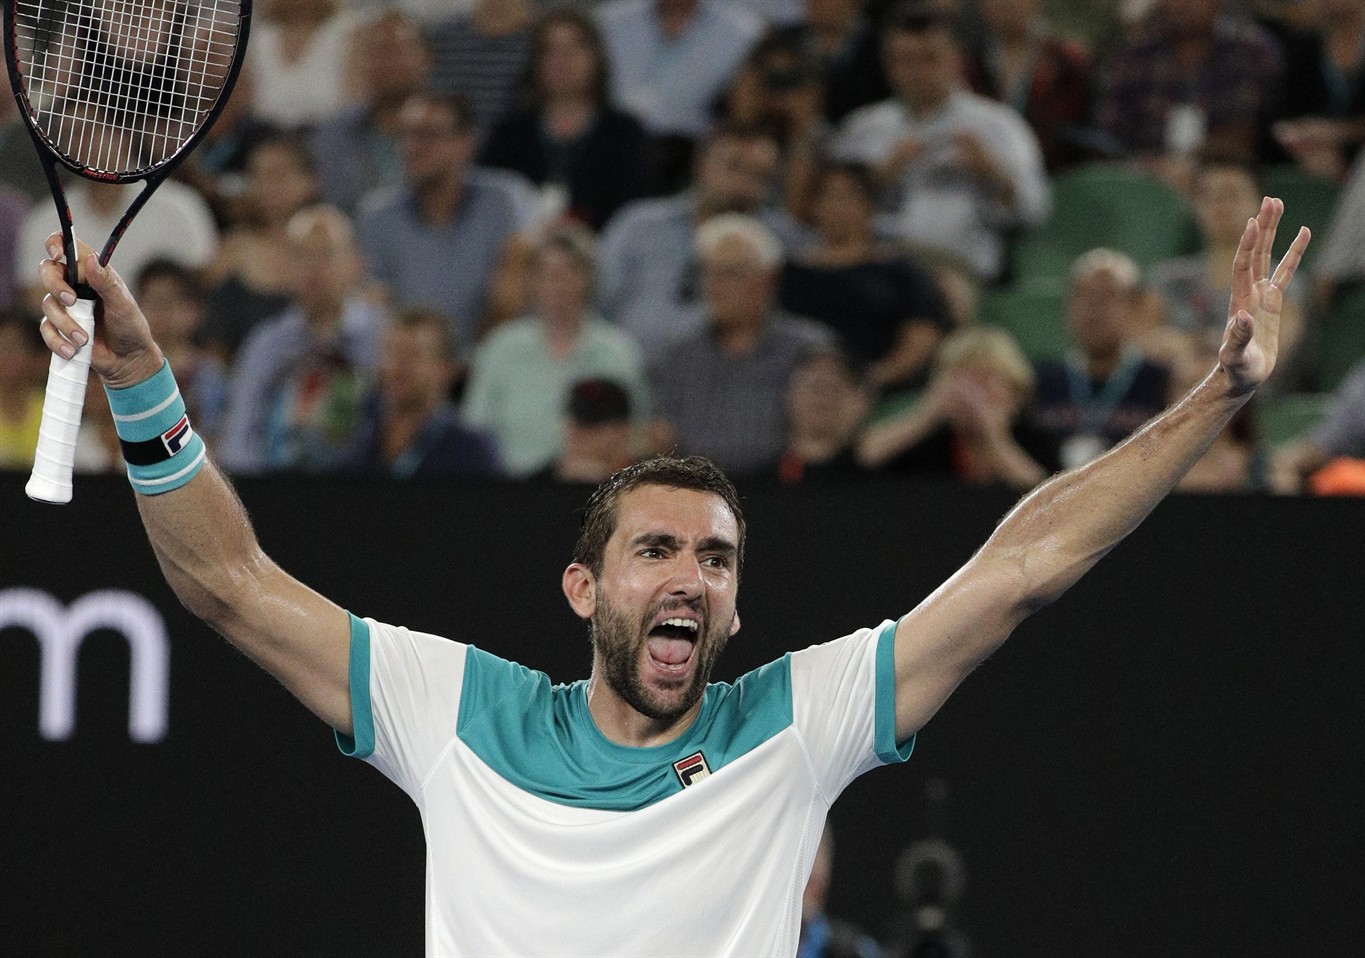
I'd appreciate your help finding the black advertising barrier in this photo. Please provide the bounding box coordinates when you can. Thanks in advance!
[3,471,1364,956]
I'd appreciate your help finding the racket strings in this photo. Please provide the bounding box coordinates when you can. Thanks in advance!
[13,0,241,174]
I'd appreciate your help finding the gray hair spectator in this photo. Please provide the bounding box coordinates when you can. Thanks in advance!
[649,213,835,476]
[597,121,810,359]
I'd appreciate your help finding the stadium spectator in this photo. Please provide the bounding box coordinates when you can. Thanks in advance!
[597,122,808,358]
[173,68,277,227]
[0,66,47,203]
[310,11,432,214]
[347,308,502,477]
[1149,158,1304,381]
[426,0,537,133]
[774,348,874,485]
[715,30,828,217]
[778,161,951,391]
[1027,249,1172,471]
[776,0,890,126]
[135,260,229,444]
[1268,0,1365,178]
[597,0,764,190]
[246,0,361,130]
[1093,0,1284,186]
[217,207,386,475]
[15,160,219,313]
[201,133,319,361]
[534,378,641,483]
[0,186,29,311]
[357,91,535,351]
[463,226,650,476]
[649,214,834,476]
[479,9,650,230]
[0,309,44,471]
[965,0,1093,172]
[858,326,1047,488]
[832,3,1050,281]
[1271,356,1365,492]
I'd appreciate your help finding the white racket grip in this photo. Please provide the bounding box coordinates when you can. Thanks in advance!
[26,298,96,504]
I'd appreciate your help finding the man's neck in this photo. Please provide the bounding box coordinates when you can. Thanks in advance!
[416,175,465,223]
[381,396,438,463]
[904,90,952,122]
[713,317,765,357]
[1086,347,1124,381]
[585,670,701,748]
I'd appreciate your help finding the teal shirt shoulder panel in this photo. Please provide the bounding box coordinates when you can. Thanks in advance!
[874,618,916,764]
[456,646,794,811]
[334,612,376,759]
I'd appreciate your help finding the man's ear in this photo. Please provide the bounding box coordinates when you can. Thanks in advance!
[562,563,597,620]
[729,609,741,636]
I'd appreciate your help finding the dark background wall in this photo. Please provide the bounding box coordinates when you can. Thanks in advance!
[3,472,1363,957]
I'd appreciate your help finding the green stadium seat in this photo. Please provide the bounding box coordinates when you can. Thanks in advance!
[1257,392,1331,446]
[1316,285,1365,392]
[1009,163,1201,286]
[977,285,1069,362]
[1259,165,1338,272]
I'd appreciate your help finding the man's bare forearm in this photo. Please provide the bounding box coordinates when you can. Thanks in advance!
[134,458,351,730]
[984,366,1246,612]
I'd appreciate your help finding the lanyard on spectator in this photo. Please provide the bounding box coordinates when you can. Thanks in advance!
[1064,346,1143,437]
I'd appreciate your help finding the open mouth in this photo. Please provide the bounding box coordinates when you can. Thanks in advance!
[645,616,699,675]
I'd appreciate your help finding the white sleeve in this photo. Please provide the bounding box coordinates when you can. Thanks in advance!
[789,619,914,802]
[335,614,469,799]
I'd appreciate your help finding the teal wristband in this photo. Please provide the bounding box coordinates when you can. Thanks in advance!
[105,360,207,495]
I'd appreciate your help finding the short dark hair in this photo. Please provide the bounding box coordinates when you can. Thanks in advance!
[526,9,611,107]
[881,1,959,39]
[390,305,457,359]
[135,257,204,301]
[573,456,746,578]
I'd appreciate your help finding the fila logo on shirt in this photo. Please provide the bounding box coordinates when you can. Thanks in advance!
[673,751,711,788]
[161,414,194,456]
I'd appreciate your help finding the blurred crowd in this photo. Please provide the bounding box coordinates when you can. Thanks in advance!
[5,0,1365,496]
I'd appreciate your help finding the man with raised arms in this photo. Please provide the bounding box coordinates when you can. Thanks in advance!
[32,199,1308,956]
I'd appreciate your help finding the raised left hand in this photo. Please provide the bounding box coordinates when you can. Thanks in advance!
[1220,197,1311,396]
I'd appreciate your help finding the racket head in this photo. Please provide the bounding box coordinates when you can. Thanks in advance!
[3,0,251,183]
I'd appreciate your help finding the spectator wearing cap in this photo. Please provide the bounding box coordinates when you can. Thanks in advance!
[347,307,502,477]
[650,213,835,477]
[462,225,650,477]
[533,378,640,483]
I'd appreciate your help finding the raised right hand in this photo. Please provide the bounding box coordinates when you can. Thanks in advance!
[37,232,164,389]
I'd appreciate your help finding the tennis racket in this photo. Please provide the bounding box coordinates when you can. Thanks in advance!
[4,0,251,503]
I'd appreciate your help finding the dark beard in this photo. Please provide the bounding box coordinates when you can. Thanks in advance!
[590,590,728,723]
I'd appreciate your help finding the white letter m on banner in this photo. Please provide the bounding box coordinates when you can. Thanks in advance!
[0,588,170,743]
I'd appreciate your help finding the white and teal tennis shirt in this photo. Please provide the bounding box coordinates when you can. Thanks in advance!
[337,614,915,957]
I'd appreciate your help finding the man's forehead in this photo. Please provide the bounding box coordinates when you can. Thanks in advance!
[611,485,739,542]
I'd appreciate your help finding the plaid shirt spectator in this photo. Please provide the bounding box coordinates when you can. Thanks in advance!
[1095,14,1284,158]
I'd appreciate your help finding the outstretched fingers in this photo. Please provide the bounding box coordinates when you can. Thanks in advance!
[1255,196,1282,280]
[1271,225,1312,293]
[1231,215,1259,304]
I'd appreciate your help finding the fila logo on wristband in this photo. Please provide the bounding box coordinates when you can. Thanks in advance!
[119,414,197,467]
[162,414,194,456]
